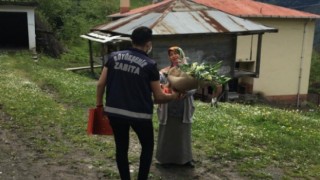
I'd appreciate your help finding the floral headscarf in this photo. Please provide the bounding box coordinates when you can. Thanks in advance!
[168,46,187,65]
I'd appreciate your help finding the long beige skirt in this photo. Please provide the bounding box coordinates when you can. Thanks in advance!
[156,116,193,165]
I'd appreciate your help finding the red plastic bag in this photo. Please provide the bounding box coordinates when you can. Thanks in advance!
[87,107,113,135]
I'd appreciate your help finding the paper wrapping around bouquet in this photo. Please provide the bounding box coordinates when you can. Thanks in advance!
[167,66,214,92]
[167,67,199,92]
[167,75,199,92]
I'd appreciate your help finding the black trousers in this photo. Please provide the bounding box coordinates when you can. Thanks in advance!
[109,116,154,180]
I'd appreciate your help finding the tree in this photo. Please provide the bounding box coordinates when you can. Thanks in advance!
[35,0,118,44]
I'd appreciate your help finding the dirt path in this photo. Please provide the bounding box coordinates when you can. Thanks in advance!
[0,109,103,180]
[0,110,244,180]
[0,124,99,180]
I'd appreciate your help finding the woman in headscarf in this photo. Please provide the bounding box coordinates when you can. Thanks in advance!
[156,46,196,168]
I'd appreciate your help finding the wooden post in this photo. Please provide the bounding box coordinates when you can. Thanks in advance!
[230,34,237,78]
[255,33,263,78]
[88,40,94,74]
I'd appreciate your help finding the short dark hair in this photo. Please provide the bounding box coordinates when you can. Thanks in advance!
[131,26,152,46]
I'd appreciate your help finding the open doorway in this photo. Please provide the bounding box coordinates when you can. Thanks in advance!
[0,12,29,49]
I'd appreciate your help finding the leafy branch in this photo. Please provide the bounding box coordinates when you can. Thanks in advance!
[179,61,231,86]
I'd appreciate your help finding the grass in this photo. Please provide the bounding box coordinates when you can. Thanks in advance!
[193,102,320,178]
[1,51,320,179]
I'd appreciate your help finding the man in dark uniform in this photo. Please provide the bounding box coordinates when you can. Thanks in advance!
[96,26,180,180]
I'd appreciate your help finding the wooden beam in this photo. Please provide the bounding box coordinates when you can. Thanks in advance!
[65,65,102,71]
[255,33,263,78]
[88,40,94,74]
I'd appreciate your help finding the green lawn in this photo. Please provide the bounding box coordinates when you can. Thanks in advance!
[1,51,320,179]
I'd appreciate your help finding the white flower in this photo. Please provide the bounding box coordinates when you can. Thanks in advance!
[179,61,231,86]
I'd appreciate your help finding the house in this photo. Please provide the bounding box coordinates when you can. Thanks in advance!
[192,0,320,106]
[82,0,277,100]
[0,0,37,51]
[83,0,320,106]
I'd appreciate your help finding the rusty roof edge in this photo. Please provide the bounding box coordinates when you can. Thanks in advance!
[93,29,130,37]
[97,24,278,36]
[151,29,277,36]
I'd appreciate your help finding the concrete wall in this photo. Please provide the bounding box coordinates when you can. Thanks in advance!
[236,18,316,103]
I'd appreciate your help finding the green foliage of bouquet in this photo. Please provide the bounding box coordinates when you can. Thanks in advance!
[179,61,231,86]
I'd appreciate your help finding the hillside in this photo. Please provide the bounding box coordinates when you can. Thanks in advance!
[257,0,320,8]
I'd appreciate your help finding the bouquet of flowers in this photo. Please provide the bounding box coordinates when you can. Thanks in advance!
[167,61,231,92]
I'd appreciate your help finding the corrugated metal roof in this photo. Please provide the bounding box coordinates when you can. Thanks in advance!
[93,0,277,36]
[109,0,320,19]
